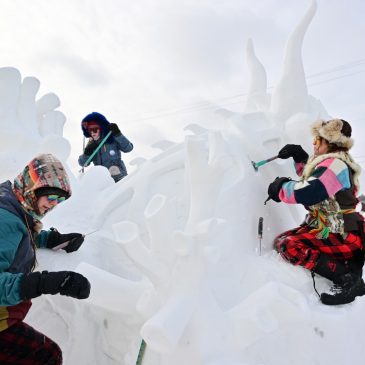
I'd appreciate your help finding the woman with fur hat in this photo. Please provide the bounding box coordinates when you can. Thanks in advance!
[78,112,134,182]
[268,119,365,305]
[0,154,90,364]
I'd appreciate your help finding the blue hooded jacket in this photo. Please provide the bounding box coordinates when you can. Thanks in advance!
[78,112,133,181]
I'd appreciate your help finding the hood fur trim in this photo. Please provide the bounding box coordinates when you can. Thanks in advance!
[311,119,354,149]
[302,151,361,193]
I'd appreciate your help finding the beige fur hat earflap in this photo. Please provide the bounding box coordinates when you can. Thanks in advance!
[311,119,354,149]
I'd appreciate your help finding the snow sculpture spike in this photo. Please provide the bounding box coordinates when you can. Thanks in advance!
[270,0,317,120]
[0,67,70,177]
[244,38,268,112]
[185,133,226,231]
[0,68,21,128]
[18,77,40,133]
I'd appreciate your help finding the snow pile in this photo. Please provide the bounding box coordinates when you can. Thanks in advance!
[0,1,364,364]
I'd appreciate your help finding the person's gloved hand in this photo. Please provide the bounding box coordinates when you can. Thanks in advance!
[47,228,84,253]
[20,271,91,300]
[84,139,100,156]
[267,177,291,202]
[278,144,308,163]
[108,123,121,136]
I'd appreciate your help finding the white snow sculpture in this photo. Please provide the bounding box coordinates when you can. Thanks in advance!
[76,262,149,314]
[270,0,317,121]
[9,1,360,364]
[113,134,247,364]
[244,38,269,112]
[0,67,69,180]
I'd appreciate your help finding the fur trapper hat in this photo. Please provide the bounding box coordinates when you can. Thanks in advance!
[311,119,354,149]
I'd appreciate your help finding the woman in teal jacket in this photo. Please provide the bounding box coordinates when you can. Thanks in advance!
[0,154,90,365]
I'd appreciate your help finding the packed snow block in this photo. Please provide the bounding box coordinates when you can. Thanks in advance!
[113,220,169,285]
[75,262,148,314]
[141,293,196,353]
[144,193,174,257]
[228,281,309,349]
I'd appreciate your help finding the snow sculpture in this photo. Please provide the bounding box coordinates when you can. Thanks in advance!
[244,38,269,112]
[113,134,246,363]
[9,1,363,364]
[270,0,317,120]
[0,67,70,180]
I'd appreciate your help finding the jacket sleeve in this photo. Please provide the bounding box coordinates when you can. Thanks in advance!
[0,220,27,305]
[278,158,351,206]
[35,230,50,248]
[78,153,95,167]
[114,134,133,153]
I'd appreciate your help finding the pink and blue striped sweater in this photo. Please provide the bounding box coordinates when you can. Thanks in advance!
[279,158,352,206]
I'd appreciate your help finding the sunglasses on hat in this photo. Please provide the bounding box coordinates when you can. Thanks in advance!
[88,127,100,134]
[47,195,66,204]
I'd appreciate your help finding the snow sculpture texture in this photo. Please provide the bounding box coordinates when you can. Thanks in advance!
[3,1,360,365]
[0,67,70,180]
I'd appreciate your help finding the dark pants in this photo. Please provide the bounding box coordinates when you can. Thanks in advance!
[274,225,363,271]
[0,322,62,365]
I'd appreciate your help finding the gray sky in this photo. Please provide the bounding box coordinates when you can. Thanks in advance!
[0,0,364,166]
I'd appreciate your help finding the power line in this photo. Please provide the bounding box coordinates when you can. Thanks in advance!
[307,69,365,87]
[125,58,365,123]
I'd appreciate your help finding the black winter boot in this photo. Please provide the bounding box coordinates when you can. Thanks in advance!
[320,272,365,305]
[312,254,365,305]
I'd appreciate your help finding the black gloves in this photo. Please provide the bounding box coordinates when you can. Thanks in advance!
[47,229,84,253]
[267,177,291,202]
[108,123,121,136]
[84,140,100,156]
[21,271,91,300]
[278,144,308,163]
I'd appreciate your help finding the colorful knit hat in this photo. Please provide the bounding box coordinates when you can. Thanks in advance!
[311,119,353,149]
[13,154,71,219]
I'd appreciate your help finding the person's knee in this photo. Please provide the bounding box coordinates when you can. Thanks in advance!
[274,236,288,253]
[108,165,127,182]
[42,336,63,365]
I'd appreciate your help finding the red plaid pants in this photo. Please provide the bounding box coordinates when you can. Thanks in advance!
[0,321,62,365]
[274,225,363,271]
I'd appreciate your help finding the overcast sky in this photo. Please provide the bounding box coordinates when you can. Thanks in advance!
[0,0,364,166]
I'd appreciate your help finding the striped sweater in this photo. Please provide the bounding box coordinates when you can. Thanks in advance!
[279,157,351,206]
[278,152,363,235]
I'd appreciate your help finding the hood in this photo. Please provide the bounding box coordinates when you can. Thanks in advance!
[81,111,113,143]
[12,154,71,220]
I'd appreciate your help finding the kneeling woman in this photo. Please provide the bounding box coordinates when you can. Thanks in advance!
[268,119,364,305]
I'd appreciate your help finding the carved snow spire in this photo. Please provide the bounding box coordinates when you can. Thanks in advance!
[270,0,317,121]
[244,38,268,112]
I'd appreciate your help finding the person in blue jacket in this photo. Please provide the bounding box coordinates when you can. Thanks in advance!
[0,153,90,364]
[78,112,134,182]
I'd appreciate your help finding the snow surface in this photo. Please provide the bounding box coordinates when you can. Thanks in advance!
[1,1,365,364]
